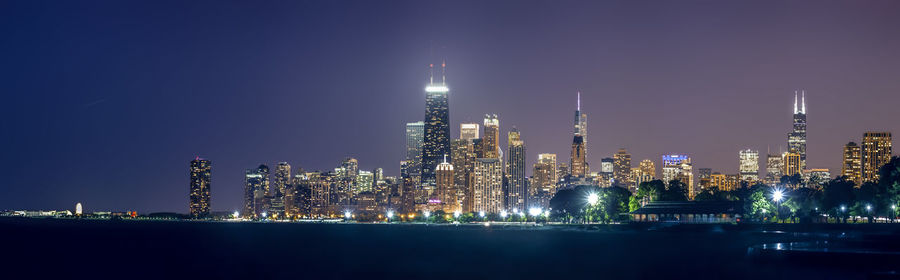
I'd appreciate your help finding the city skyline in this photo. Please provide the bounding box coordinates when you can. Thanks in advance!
[3,1,900,213]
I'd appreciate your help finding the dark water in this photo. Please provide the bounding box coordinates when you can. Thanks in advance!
[2,218,898,279]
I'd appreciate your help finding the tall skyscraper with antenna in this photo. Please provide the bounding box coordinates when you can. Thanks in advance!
[570,92,588,178]
[422,62,451,187]
[788,90,807,170]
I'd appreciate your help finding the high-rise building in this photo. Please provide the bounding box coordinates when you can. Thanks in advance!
[739,149,759,182]
[244,164,269,218]
[482,115,500,158]
[506,128,527,212]
[787,90,808,169]
[574,92,588,143]
[357,170,374,194]
[861,132,892,183]
[782,152,802,178]
[613,149,632,187]
[405,121,425,177]
[533,154,558,194]
[473,158,503,214]
[765,154,784,185]
[661,154,693,197]
[842,142,862,185]
[709,172,726,191]
[189,158,211,218]
[697,168,712,192]
[570,93,588,178]
[570,136,587,178]
[422,62,451,186]
[460,123,480,141]
[638,159,656,178]
[274,162,292,217]
[450,138,476,213]
[557,162,570,181]
[436,156,456,212]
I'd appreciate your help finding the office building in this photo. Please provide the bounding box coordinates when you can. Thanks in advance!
[739,149,759,182]
[861,132,892,183]
[787,90,808,169]
[842,142,862,185]
[423,62,451,186]
[506,128,527,211]
[189,157,211,218]
[613,149,632,187]
[482,115,501,158]
[473,158,503,214]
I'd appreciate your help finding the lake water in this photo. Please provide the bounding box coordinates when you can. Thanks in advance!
[2,218,897,279]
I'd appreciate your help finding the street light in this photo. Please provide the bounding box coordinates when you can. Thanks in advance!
[772,189,784,202]
[344,211,352,220]
[424,210,431,218]
[500,210,508,219]
[387,210,394,222]
[587,193,599,206]
[233,211,240,219]
[453,210,461,219]
[479,211,486,219]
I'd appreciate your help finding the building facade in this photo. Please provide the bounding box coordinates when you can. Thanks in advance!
[473,158,503,213]
[613,148,632,188]
[787,90,807,169]
[189,158,211,218]
[506,128,527,212]
[422,64,451,187]
[861,132,892,183]
[738,149,759,182]
[842,142,862,185]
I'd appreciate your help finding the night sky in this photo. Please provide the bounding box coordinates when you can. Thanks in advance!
[2,0,899,213]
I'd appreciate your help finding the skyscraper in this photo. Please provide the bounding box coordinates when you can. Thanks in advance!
[450,138,476,213]
[274,162,291,217]
[422,62,451,186]
[570,93,588,178]
[638,159,656,178]
[613,148,632,187]
[842,142,862,185]
[436,156,456,213]
[244,164,269,218]
[782,152,802,178]
[189,157,211,218]
[405,121,425,177]
[788,90,807,169]
[460,123,480,141]
[861,132,892,183]
[661,154,693,197]
[533,154,558,194]
[738,149,759,182]
[633,159,655,189]
[482,115,500,159]
[765,154,784,185]
[473,158,503,214]
[506,128,526,212]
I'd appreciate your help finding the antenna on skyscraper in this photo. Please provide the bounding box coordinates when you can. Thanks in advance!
[429,63,434,85]
[577,91,581,111]
[441,58,446,84]
[793,90,798,114]
[801,90,806,114]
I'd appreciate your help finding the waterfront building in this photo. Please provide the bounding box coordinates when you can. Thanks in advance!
[861,132,892,183]
[473,158,503,214]
[506,128,527,212]
[842,142,862,185]
[357,170,374,194]
[274,162,291,217]
[436,156,456,213]
[532,153,558,196]
[739,149,759,182]
[570,94,588,178]
[661,154,693,198]
[189,157,211,218]
[244,164,269,218]
[787,90,808,169]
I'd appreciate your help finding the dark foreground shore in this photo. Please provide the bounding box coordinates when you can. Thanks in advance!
[1,217,898,279]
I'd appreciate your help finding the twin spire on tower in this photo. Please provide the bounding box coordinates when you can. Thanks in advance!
[428,60,447,85]
[793,90,807,114]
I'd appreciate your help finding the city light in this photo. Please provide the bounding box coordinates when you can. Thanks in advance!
[841,205,846,212]
[500,210,508,219]
[453,210,461,218]
[772,189,784,202]
[866,204,872,211]
[233,211,239,218]
[479,211,485,218]
[425,85,449,93]
[387,210,394,219]
[261,212,267,218]
[424,211,431,218]
[344,211,352,219]
[587,193,599,206]
[529,207,542,217]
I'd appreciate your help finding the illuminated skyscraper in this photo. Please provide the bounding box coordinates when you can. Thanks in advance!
[842,142,862,185]
[861,132,892,183]
[422,62,450,186]
[460,123,480,141]
[697,168,712,192]
[436,156,456,212]
[765,154,783,185]
[739,149,759,182]
[570,93,588,178]
[244,164,269,218]
[405,121,425,177]
[787,90,807,169]
[782,152,802,178]
[189,157,211,218]
[450,138,476,212]
[506,128,527,212]
[661,154,693,198]
[639,159,656,178]
[473,158,503,214]
[357,170,373,194]
[482,115,500,158]
[533,154,558,194]
[633,159,655,189]
[613,148,632,187]
[273,162,291,217]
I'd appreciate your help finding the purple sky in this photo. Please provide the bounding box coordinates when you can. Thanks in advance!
[2,0,899,213]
